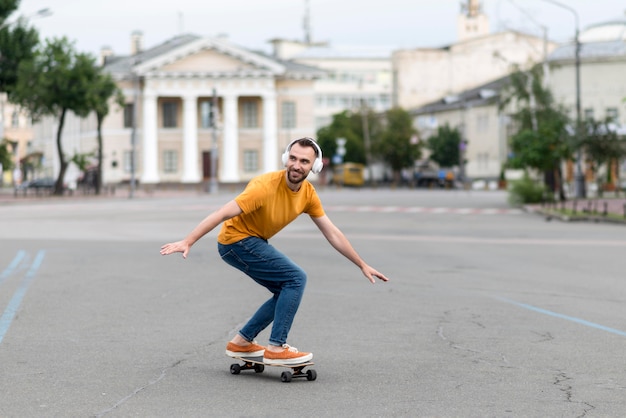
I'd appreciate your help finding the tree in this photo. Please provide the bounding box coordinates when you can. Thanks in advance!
[426,124,462,168]
[500,65,571,200]
[317,110,382,166]
[0,0,40,95]
[13,37,100,195]
[88,70,124,194]
[375,107,420,184]
[0,139,13,171]
[581,117,626,191]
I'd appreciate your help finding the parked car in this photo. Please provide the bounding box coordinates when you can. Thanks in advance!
[14,177,56,196]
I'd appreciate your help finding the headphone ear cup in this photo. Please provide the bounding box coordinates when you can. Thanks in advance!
[312,158,323,174]
[281,150,289,166]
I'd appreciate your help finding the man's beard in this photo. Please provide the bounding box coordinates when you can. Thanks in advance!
[287,168,307,184]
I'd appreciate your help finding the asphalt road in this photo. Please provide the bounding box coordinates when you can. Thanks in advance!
[1,188,626,417]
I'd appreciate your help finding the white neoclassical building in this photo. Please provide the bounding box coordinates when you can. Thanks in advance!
[30,33,323,188]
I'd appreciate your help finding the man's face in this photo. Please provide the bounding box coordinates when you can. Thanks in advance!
[286,143,316,185]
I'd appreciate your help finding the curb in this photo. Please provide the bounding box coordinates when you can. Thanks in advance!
[523,205,626,225]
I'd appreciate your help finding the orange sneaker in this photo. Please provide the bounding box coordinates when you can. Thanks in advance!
[225,341,265,358]
[263,344,313,365]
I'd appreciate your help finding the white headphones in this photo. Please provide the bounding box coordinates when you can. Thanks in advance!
[282,137,324,174]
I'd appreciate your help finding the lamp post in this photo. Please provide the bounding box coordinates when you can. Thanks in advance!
[209,88,219,194]
[541,0,584,198]
[0,8,52,31]
[129,61,139,199]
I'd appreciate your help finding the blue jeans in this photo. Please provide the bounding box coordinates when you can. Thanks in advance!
[218,236,307,346]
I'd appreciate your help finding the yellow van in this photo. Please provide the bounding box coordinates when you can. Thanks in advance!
[333,163,364,187]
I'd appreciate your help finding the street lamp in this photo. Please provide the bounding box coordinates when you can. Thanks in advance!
[0,8,52,31]
[541,0,585,198]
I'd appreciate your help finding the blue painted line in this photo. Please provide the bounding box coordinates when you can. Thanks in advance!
[0,250,27,286]
[0,250,46,345]
[498,296,626,338]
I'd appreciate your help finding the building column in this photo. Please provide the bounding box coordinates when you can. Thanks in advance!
[141,91,159,184]
[221,93,239,182]
[181,94,200,183]
[262,92,278,172]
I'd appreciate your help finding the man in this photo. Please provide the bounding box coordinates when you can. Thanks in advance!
[160,137,389,365]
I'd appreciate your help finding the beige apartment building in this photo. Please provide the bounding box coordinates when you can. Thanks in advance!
[0,94,34,185]
[29,33,323,187]
[394,0,555,111]
[411,18,626,190]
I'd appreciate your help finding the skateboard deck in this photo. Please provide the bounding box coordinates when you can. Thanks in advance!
[229,355,317,382]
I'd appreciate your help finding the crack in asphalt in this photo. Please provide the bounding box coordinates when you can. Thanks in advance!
[93,359,184,418]
[436,324,510,365]
[553,372,596,417]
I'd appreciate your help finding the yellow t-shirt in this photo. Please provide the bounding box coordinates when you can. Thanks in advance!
[217,170,325,245]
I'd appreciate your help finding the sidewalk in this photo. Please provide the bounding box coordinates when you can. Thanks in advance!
[525,197,626,225]
[0,185,214,204]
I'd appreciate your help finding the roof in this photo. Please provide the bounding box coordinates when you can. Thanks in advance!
[548,40,626,62]
[103,33,324,80]
[410,75,511,115]
[292,45,395,60]
[548,20,626,62]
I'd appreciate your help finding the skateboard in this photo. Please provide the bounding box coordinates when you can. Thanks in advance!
[229,355,317,383]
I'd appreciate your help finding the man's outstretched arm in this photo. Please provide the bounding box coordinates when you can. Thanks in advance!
[160,199,243,258]
[311,215,389,284]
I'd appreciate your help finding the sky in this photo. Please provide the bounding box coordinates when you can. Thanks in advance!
[10,0,626,58]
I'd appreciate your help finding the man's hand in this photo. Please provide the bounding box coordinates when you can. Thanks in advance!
[362,265,390,284]
[160,240,191,259]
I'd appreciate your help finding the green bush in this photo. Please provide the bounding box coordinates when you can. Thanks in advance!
[508,176,548,205]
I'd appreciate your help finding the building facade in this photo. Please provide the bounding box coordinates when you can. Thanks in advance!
[0,93,34,186]
[411,19,626,189]
[411,76,510,182]
[270,39,394,129]
[30,33,323,187]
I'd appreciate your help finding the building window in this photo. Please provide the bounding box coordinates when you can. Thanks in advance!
[200,101,214,128]
[242,100,258,128]
[281,101,296,129]
[123,150,134,173]
[477,114,489,132]
[162,101,178,128]
[163,150,178,173]
[584,108,594,121]
[124,103,134,128]
[606,107,619,123]
[243,150,258,172]
[11,110,19,127]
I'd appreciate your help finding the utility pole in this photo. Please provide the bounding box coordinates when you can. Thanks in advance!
[209,88,219,194]
[303,0,312,44]
[360,97,373,185]
[129,60,140,199]
[541,0,584,198]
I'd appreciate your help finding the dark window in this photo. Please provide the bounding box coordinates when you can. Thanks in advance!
[162,102,178,128]
[124,103,134,128]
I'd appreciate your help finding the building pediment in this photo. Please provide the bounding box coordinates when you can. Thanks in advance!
[134,36,286,78]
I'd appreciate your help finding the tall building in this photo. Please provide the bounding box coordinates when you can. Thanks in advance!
[393,1,555,109]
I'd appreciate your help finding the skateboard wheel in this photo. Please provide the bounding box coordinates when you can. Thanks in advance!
[306,369,317,381]
[254,364,265,373]
[230,364,241,375]
[280,371,292,382]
